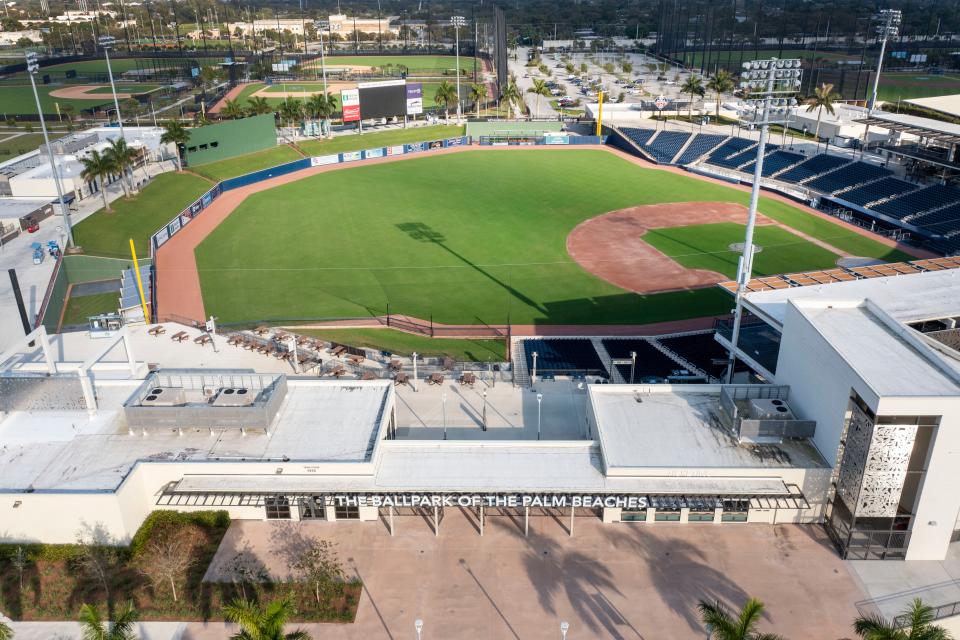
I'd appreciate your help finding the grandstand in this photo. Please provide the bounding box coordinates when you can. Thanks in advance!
[777,154,851,184]
[805,160,890,194]
[838,176,918,208]
[675,133,728,165]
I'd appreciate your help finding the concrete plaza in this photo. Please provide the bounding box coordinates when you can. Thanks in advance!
[195,513,863,639]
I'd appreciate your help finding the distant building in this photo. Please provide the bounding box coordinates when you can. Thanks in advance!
[0,29,43,45]
[326,13,398,36]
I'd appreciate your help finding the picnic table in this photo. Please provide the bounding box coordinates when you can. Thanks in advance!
[390,360,403,372]
[329,365,346,378]
[170,331,189,343]
[394,372,409,386]
[428,373,444,386]
[459,372,477,387]
[227,335,244,346]
[296,335,311,346]
[347,354,365,365]
[331,346,348,357]
[148,326,166,337]
[361,371,377,380]
[193,334,212,346]
[253,326,270,336]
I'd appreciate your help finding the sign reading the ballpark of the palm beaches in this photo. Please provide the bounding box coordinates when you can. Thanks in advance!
[654,95,669,111]
[334,494,651,509]
[341,88,360,122]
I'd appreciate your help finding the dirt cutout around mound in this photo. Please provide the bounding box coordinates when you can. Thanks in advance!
[47,85,143,100]
[566,201,774,294]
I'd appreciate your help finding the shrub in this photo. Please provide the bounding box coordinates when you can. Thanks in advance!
[130,510,230,557]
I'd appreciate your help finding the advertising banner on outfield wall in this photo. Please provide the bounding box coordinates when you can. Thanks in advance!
[341,88,360,122]
[406,83,423,115]
[386,145,405,156]
[310,154,339,167]
[341,151,361,162]
[364,147,385,159]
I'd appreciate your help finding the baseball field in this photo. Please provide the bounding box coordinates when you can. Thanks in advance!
[182,148,913,327]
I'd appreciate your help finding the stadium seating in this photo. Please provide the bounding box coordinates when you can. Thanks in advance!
[675,134,728,165]
[805,161,891,194]
[523,338,605,376]
[620,127,656,148]
[601,339,679,380]
[657,332,730,379]
[643,131,691,163]
[737,144,786,174]
[912,204,960,232]
[750,150,806,177]
[838,177,919,207]
[776,154,851,184]
[705,137,756,163]
[709,144,765,170]
[873,184,960,220]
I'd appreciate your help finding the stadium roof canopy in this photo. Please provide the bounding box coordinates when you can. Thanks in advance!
[855,110,960,145]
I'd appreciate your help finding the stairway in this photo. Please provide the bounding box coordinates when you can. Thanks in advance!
[648,337,712,381]
[591,338,620,382]
[511,338,531,387]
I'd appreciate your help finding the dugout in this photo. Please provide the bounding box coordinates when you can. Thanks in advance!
[183,114,277,167]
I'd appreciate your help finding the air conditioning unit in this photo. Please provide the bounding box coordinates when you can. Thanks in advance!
[748,398,795,421]
[211,387,255,407]
[140,387,186,407]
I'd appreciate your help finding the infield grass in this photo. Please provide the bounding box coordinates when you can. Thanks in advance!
[298,328,505,361]
[196,149,912,326]
[877,73,960,102]
[73,172,211,258]
[642,223,839,279]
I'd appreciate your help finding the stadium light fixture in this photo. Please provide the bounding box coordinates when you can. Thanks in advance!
[313,20,330,108]
[451,15,467,122]
[724,57,802,383]
[98,35,125,136]
[24,52,74,246]
[869,9,901,113]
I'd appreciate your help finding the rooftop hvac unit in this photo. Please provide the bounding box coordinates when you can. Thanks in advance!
[747,398,795,421]
[211,387,255,407]
[140,387,186,407]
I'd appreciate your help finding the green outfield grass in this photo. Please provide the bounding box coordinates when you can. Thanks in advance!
[61,292,119,326]
[247,81,445,108]
[73,172,211,258]
[877,73,960,102]
[298,328,505,361]
[297,124,464,155]
[189,144,304,181]
[0,84,114,114]
[642,223,839,279]
[195,149,912,326]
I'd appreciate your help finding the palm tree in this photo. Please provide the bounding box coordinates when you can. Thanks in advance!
[805,82,841,151]
[500,81,522,119]
[80,149,116,213]
[853,598,952,640]
[223,597,310,640]
[160,120,190,171]
[698,598,783,640]
[279,99,304,130]
[433,80,458,121]
[105,138,137,197]
[306,92,337,137]
[469,82,487,118]
[0,620,11,640]
[247,96,273,116]
[527,78,551,119]
[706,69,735,120]
[78,601,138,640]
[681,75,705,122]
[221,99,246,120]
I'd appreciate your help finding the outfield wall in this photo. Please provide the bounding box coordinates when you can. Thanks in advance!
[184,114,278,167]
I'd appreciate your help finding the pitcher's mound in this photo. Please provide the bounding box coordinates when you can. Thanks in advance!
[566,202,773,294]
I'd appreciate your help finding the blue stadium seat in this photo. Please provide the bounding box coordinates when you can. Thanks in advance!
[738,145,785,174]
[873,184,960,220]
[523,339,605,376]
[643,131,691,163]
[912,204,960,235]
[675,134,728,165]
[620,127,656,148]
[705,137,755,162]
[805,161,891,194]
[748,150,806,177]
[838,177,919,207]
[776,154,850,184]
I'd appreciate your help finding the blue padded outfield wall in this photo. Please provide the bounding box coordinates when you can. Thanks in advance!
[150,135,471,254]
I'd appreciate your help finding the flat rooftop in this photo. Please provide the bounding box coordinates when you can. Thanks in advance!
[0,379,391,492]
[590,385,828,470]
[0,198,51,219]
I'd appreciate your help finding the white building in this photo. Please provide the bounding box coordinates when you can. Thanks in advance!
[0,265,957,562]
[0,29,43,45]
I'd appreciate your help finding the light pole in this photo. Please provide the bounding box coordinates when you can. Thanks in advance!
[531,350,538,387]
[536,392,542,440]
[629,351,636,385]
[863,9,901,158]
[412,352,419,391]
[25,52,73,246]
[415,618,424,640]
[561,621,570,639]
[725,58,801,384]
[482,389,487,431]
[442,392,447,440]
[313,19,329,95]
[451,15,466,122]
[99,36,125,137]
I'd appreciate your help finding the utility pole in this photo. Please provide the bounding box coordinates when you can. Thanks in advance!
[725,58,801,383]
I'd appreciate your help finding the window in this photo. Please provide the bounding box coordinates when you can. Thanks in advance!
[265,496,291,519]
[335,504,360,520]
[198,143,208,151]
[187,146,197,153]
[721,498,749,522]
[688,511,716,522]
[654,510,681,522]
[621,509,646,522]
[299,496,326,520]
[210,141,219,147]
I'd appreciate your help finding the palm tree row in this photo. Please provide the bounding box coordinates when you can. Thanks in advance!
[78,137,140,214]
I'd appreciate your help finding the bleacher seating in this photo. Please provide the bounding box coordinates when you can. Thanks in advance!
[705,137,755,162]
[620,127,656,148]
[752,150,806,177]
[838,177,919,207]
[658,333,730,379]
[601,339,678,381]
[805,161,891,194]
[873,184,960,220]
[737,145,785,174]
[675,134,728,165]
[643,131,691,163]
[777,154,851,184]
[912,204,960,233]
[522,339,605,376]
[709,145,762,170]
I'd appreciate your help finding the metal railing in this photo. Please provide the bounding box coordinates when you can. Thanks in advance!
[894,599,960,628]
